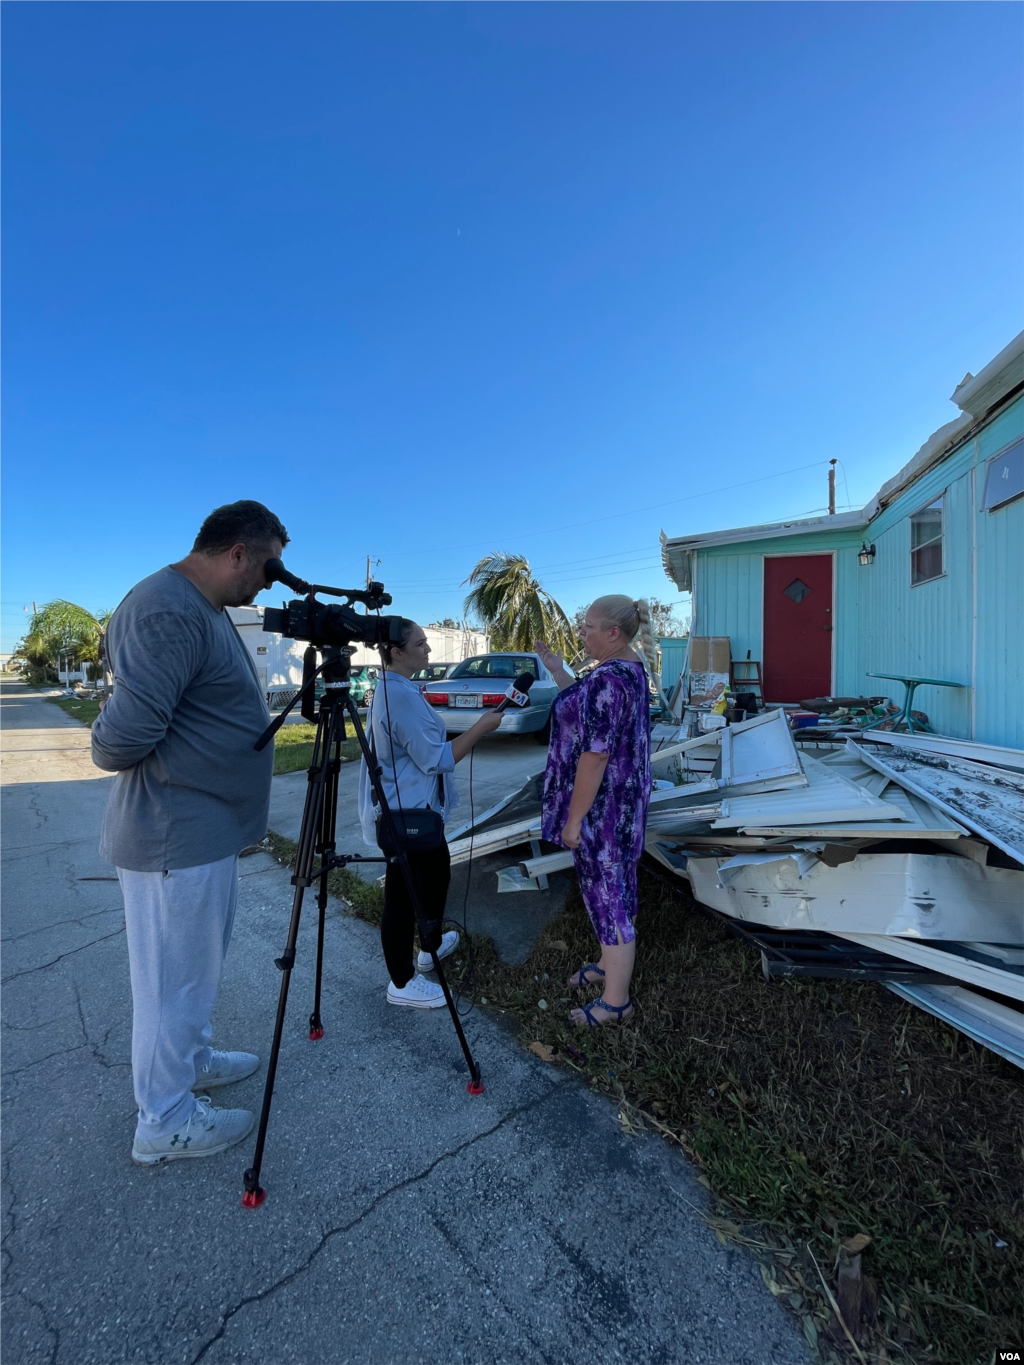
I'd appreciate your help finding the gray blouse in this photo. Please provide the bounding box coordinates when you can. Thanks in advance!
[357,670,459,847]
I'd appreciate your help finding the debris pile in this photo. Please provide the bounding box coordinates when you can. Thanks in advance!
[645,710,1024,1068]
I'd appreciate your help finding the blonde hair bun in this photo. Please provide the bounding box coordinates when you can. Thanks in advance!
[591,594,642,642]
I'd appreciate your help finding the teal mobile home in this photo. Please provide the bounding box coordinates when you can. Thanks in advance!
[661,333,1023,748]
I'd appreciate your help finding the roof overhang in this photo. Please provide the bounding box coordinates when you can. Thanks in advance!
[660,510,868,591]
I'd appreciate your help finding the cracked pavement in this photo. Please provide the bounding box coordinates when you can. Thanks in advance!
[1,683,807,1365]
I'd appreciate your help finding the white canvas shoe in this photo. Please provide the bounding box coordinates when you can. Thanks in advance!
[416,931,460,973]
[386,974,446,1009]
[131,1097,254,1166]
[193,1050,259,1090]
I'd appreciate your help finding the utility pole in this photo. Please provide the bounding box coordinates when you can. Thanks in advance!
[828,459,837,515]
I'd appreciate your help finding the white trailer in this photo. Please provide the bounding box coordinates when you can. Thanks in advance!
[228,607,489,705]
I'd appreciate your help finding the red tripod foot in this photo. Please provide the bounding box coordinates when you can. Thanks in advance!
[242,1184,267,1209]
[308,1026,325,1041]
[467,1076,485,1096]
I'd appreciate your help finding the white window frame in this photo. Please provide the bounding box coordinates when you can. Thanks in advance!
[909,493,945,588]
[982,436,1024,513]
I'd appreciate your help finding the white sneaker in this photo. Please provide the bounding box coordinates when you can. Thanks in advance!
[416,930,460,973]
[193,1050,259,1090]
[131,1097,254,1166]
[386,974,446,1009]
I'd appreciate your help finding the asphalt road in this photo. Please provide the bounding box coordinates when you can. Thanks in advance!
[1,682,807,1365]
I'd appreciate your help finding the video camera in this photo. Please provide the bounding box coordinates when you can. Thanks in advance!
[261,558,406,650]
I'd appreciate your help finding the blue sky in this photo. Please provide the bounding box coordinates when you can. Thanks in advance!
[3,2,1021,651]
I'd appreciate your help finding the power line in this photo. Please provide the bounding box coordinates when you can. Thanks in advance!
[403,458,831,556]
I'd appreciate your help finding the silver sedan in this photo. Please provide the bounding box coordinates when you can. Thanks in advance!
[421,653,561,742]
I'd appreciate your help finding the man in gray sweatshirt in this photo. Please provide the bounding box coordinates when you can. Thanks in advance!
[92,500,288,1165]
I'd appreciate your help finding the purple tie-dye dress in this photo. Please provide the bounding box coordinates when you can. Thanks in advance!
[541,659,651,945]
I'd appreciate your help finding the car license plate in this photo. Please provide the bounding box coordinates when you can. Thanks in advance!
[453,694,481,708]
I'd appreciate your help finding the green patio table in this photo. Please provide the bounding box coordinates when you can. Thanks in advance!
[862,673,968,734]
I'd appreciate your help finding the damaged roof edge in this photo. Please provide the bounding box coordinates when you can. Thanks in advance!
[950,330,1024,417]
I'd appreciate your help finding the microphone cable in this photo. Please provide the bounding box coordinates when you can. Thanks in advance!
[444,741,477,1017]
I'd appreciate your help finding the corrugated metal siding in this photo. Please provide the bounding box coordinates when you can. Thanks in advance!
[685,395,1022,746]
[849,467,974,737]
[974,398,1024,748]
[658,637,689,691]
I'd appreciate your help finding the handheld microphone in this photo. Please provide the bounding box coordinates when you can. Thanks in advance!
[494,673,535,713]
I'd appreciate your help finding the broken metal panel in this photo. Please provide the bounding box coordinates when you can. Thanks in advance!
[641,865,955,983]
[832,932,1024,1002]
[686,851,1024,942]
[739,784,967,839]
[649,777,720,806]
[719,708,804,788]
[886,982,1024,1070]
[712,754,905,829]
[851,741,1024,862]
[859,729,1024,773]
[716,849,822,883]
[447,818,540,866]
[649,797,720,829]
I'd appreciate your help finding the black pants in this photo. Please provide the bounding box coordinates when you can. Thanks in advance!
[381,842,451,988]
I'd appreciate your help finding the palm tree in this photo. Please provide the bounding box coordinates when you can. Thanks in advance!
[14,601,112,686]
[462,554,577,657]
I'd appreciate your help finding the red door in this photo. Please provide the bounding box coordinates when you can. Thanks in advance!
[763,555,833,702]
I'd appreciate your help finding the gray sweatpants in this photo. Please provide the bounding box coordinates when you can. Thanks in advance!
[118,854,239,1140]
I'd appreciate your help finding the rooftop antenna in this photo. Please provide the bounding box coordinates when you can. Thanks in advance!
[828,459,837,515]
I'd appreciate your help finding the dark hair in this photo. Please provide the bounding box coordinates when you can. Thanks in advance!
[192,501,290,556]
[378,619,417,665]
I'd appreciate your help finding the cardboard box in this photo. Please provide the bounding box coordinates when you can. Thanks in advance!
[689,637,731,674]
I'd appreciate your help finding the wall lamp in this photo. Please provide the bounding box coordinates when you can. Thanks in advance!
[858,541,877,566]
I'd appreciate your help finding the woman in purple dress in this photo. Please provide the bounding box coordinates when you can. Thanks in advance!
[536,596,651,1027]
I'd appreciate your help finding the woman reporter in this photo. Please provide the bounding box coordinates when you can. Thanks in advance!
[535,596,651,1027]
[358,621,501,1009]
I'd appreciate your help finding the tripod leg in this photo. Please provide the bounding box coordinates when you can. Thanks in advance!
[243,706,334,1207]
[342,695,484,1096]
[309,707,343,1040]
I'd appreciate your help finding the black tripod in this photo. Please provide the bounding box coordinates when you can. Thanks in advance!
[242,646,483,1209]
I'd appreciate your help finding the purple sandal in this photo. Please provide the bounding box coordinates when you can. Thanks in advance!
[574,997,634,1027]
[568,963,605,988]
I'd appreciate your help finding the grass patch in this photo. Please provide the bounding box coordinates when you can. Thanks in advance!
[262,833,1022,1363]
[47,695,102,726]
[265,829,385,919]
[41,703,360,776]
[272,723,362,776]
